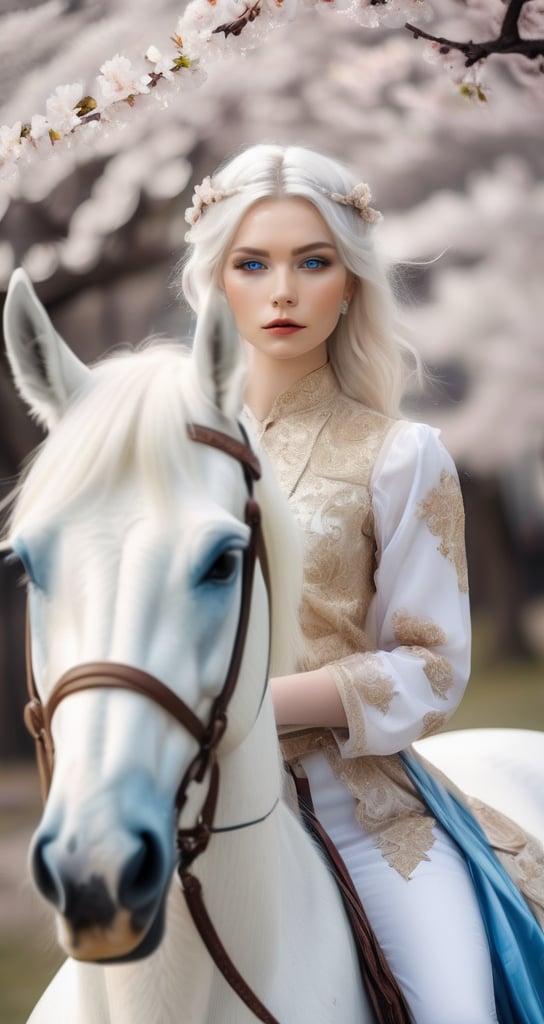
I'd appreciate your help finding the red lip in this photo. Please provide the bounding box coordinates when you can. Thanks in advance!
[263,318,304,328]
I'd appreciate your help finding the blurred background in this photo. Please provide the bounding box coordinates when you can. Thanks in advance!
[0,0,543,1019]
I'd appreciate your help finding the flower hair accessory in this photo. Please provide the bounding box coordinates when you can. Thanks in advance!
[184,176,238,227]
[183,175,382,237]
[321,183,382,225]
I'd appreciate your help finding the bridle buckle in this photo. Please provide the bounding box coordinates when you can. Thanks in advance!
[176,820,212,870]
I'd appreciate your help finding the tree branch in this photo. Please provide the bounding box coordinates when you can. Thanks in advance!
[406,0,544,68]
[500,0,524,39]
[212,1,262,39]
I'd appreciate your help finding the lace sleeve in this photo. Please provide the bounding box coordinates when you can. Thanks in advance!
[327,421,471,759]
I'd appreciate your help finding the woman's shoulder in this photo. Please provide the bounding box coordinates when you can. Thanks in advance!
[375,418,455,469]
[327,389,395,442]
[371,417,461,504]
[311,393,396,487]
[325,396,448,463]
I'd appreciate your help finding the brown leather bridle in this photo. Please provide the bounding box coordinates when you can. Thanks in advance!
[23,421,283,1024]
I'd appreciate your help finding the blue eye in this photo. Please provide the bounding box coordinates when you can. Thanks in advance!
[241,260,265,272]
[303,258,327,270]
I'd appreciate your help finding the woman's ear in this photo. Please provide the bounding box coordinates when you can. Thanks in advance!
[344,273,357,304]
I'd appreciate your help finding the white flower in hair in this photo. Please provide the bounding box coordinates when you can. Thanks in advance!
[326,182,383,224]
[194,176,218,205]
[184,175,237,226]
[98,55,150,106]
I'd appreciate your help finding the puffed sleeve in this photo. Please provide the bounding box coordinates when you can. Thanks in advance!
[327,420,471,758]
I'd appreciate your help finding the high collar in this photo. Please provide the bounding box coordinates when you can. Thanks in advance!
[242,364,340,497]
[244,363,340,430]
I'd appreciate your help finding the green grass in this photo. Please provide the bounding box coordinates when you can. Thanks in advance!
[448,658,544,731]
[0,934,62,1024]
[447,619,544,731]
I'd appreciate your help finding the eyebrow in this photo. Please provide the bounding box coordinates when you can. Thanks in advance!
[230,242,337,257]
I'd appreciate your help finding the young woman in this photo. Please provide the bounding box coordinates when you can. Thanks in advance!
[181,144,544,1023]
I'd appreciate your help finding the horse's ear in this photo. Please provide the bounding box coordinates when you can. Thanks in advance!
[3,268,91,430]
[191,289,246,418]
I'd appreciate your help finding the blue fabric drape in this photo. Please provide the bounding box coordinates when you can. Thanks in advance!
[400,751,544,1024]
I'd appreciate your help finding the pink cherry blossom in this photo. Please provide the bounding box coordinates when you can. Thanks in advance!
[45,83,82,134]
[30,114,50,141]
[0,122,26,178]
[145,46,176,81]
[98,55,150,106]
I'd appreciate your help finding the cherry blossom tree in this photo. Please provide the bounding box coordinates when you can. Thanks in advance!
[0,0,543,181]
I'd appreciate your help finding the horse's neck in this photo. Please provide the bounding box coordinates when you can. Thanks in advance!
[199,691,284,951]
[211,691,282,839]
[102,695,284,1024]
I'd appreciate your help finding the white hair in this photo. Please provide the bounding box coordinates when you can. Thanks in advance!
[180,144,420,418]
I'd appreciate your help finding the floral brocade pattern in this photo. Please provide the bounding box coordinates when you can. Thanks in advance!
[407,647,454,700]
[247,367,392,685]
[391,610,447,648]
[279,729,438,879]
[467,798,544,925]
[324,746,438,878]
[417,471,469,593]
[419,711,450,738]
[333,653,397,715]
[391,611,454,700]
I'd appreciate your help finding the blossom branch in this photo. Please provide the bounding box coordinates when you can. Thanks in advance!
[2,0,543,181]
[0,40,197,180]
[212,0,262,38]
[406,0,544,68]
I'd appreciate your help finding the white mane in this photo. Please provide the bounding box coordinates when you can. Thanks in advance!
[6,342,303,676]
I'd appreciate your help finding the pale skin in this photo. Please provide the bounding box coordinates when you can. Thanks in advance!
[222,196,354,730]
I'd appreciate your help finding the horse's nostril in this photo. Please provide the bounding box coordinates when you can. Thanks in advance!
[32,834,63,907]
[33,833,116,929]
[119,830,165,912]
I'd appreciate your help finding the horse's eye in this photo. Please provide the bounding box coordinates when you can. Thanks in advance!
[2,548,30,585]
[203,551,240,583]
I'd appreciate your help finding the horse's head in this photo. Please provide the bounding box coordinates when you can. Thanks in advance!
[2,269,301,964]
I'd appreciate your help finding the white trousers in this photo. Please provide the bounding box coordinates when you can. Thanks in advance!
[301,752,498,1024]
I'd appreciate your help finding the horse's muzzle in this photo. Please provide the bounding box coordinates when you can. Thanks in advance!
[30,774,175,962]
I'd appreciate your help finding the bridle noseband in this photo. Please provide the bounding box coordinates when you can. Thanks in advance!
[24,420,283,1024]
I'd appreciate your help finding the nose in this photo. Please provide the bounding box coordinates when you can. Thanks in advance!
[270,267,297,307]
[28,772,176,960]
[32,826,168,922]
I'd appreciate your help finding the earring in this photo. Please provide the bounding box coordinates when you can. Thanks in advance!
[340,299,349,316]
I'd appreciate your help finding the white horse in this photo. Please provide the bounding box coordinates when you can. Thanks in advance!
[2,269,543,1024]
